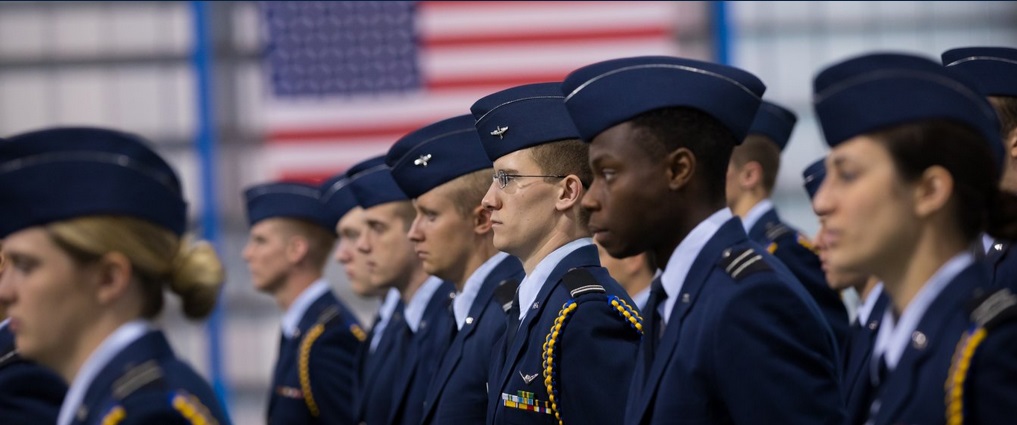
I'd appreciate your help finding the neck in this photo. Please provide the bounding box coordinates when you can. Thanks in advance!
[520,230,581,275]
[655,199,724,271]
[56,314,129,383]
[854,275,882,300]
[730,193,766,218]
[274,271,321,312]
[400,266,431,303]
[452,240,499,291]
[878,228,966,316]
[622,269,653,298]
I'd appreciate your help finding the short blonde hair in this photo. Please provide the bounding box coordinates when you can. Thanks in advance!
[47,215,224,319]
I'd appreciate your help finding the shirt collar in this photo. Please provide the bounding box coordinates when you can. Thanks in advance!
[631,285,651,311]
[281,279,331,338]
[58,320,152,425]
[404,276,445,333]
[872,252,973,371]
[740,199,774,233]
[659,208,733,325]
[856,282,885,325]
[455,252,510,330]
[370,288,402,353]
[982,233,995,254]
[518,238,593,320]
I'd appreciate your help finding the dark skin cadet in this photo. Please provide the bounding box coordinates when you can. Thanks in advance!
[581,121,726,268]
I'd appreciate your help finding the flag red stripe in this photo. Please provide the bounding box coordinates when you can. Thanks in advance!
[268,122,433,143]
[424,70,571,91]
[422,27,671,48]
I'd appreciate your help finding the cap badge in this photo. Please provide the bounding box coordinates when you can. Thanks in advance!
[491,126,509,139]
[414,154,432,167]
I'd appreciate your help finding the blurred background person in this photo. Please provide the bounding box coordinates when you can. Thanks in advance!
[242,181,364,425]
[811,52,1017,425]
[594,241,655,311]
[0,127,230,425]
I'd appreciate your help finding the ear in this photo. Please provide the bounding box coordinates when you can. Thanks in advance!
[741,161,763,189]
[473,204,493,235]
[912,165,954,219]
[666,148,696,191]
[286,235,310,264]
[554,175,584,212]
[94,251,134,306]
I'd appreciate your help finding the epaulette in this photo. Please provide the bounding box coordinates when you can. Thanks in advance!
[718,246,771,280]
[561,267,605,297]
[542,268,642,425]
[764,222,793,241]
[946,288,1017,425]
[967,288,1017,330]
[494,279,521,313]
[112,360,164,400]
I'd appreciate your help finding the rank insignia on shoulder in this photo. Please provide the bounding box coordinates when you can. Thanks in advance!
[719,247,771,280]
[562,268,605,297]
[968,288,1017,330]
[113,360,164,400]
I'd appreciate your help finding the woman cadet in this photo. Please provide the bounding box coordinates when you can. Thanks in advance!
[0,127,231,425]
[811,53,1017,425]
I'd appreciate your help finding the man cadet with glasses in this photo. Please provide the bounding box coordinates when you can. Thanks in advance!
[347,157,456,425]
[386,114,524,425]
[319,165,404,423]
[562,56,843,425]
[242,181,365,425]
[726,100,849,347]
[473,82,642,425]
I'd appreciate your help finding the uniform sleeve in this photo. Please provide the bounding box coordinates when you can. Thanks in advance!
[773,234,850,348]
[306,323,362,424]
[966,327,1017,424]
[712,278,844,425]
[551,297,641,425]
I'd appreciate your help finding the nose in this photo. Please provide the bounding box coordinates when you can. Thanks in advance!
[812,178,833,221]
[0,264,16,308]
[481,181,501,212]
[407,215,424,243]
[241,242,254,262]
[355,230,371,254]
[334,239,352,264]
[580,178,602,212]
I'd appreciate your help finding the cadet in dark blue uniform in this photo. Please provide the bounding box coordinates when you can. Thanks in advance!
[472,82,642,425]
[811,53,1017,425]
[804,157,889,422]
[347,157,456,425]
[728,101,849,347]
[0,127,229,425]
[562,56,843,425]
[943,47,1017,292]
[321,160,408,422]
[386,114,524,425]
[242,181,365,425]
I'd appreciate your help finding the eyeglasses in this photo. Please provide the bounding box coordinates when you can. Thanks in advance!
[493,169,567,189]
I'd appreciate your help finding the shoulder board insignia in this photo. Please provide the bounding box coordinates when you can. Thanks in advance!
[764,223,793,241]
[968,288,1017,330]
[99,405,126,425]
[0,348,21,369]
[316,306,341,326]
[718,247,771,280]
[494,279,521,313]
[562,268,605,297]
[113,360,164,400]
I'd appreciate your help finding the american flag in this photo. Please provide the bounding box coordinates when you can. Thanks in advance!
[260,1,682,182]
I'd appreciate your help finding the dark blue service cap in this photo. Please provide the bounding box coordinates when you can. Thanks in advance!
[561,56,766,143]
[471,82,582,161]
[0,127,187,238]
[942,47,1017,97]
[319,172,358,228]
[813,53,1002,167]
[347,155,409,209]
[243,181,334,233]
[801,157,826,202]
[386,115,492,198]
[748,100,797,151]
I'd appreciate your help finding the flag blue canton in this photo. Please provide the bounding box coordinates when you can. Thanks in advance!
[262,1,422,97]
